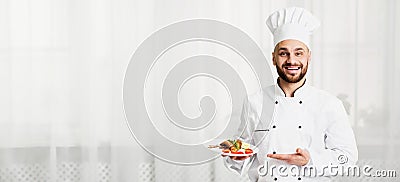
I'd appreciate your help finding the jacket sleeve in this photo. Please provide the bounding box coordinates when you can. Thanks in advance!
[223,97,258,175]
[307,98,358,174]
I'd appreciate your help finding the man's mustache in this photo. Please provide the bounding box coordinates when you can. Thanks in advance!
[282,63,303,67]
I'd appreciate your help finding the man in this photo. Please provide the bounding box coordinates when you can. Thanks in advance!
[223,7,358,181]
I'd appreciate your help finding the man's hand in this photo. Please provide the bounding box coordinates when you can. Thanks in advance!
[222,154,252,161]
[267,148,310,166]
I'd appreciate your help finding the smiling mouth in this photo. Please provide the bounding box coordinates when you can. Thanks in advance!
[285,66,301,70]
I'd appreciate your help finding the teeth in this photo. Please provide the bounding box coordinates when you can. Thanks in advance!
[286,67,300,70]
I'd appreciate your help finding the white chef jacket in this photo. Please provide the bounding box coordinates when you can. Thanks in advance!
[224,81,358,182]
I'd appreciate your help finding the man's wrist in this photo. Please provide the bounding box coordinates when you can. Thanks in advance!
[304,157,312,166]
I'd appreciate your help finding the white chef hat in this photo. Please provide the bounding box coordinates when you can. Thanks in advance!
[266,7,320,49]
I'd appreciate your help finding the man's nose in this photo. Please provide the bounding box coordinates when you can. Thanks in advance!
[286,55,296,64]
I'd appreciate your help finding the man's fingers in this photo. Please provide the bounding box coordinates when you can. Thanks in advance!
[296,148,310,158]
[296,148,303,155]
[267,154,291,160]
[267,150,310,166]
[230,156,250,161]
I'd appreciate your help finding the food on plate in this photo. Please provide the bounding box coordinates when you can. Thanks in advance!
[220,140,234,149]
[208,139,254,155]
[245,149,253,154]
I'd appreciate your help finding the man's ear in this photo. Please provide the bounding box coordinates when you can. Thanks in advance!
[272,52,276,66]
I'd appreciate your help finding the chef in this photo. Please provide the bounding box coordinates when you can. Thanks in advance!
[223,7,358,181]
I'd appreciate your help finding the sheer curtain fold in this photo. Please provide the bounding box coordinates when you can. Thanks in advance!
[0,0,399,181]
[0,0,118,181]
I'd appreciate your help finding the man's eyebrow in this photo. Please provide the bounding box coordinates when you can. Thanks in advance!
[276,47,308,52]
[294,47,305,51]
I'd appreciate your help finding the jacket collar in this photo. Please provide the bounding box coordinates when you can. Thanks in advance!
[275,78,308,97]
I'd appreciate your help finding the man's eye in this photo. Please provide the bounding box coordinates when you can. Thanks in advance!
[279,52,288,56]
[295,52,303,56]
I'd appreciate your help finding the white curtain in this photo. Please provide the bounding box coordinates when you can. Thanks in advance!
[0,0,399,181]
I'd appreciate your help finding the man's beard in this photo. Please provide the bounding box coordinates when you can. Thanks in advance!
[276,62,308,83]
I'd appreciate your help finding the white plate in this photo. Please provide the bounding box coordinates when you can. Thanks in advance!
[207,139,259,157]
[220,147,259,157]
